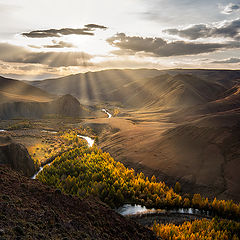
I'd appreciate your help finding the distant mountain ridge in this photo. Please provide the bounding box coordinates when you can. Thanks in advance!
[25,69,240,108]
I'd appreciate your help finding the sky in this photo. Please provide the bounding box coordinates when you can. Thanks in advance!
[0,0,240,80]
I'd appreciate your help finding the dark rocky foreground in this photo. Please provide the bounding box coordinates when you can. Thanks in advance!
[0,165,157,240]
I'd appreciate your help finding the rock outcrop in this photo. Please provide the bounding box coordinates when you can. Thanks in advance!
[50,94,85,117]
[0,136,35,177]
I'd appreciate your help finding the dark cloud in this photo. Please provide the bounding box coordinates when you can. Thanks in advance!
[107,33,240,57]
[164,19,240,40]
[22,28,94,38]
[22,24,107,38]
[0,43,92,67]
[212,57,240,64]
[221,3,240,14]
[84,24,107,29]
[43,40,76,48]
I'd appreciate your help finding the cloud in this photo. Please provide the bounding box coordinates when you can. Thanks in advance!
[28,45,41,49]
[22,24,107,38]
[221,3,240,14]
[212,57,240,64]
[84,24,107,29]
[43,40,76,48]
[0,42,92,67]
[22,28,94,38]
[107,33,240,57]
[164,19,240,40]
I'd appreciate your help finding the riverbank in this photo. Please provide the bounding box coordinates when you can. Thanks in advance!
[128,211,211,227]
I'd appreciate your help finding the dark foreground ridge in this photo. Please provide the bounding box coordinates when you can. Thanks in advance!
[0,165,156,240]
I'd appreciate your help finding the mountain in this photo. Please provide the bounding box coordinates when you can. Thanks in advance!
[27,69,240,108]
[27,69,162,105]
[50,94,91,117]
[0,76,54,104]
[105,73,226,108]
[0,165,156,239]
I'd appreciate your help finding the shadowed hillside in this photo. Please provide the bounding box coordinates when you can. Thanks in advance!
[0,165,156,239]
[0,94,92,119]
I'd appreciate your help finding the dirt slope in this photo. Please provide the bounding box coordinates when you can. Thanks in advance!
[0,165,156,240]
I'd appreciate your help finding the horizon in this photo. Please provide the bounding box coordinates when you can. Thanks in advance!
[0,0,240,80]
[2,67,240,81]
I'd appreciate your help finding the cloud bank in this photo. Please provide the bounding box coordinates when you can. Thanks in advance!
[0,43,92,67]
[107,33,240,57]
[164,19,240,40]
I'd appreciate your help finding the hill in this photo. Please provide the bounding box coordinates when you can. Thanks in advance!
[0,76,53,103]
[0,165,156,239]
[27,69,240,108]
[105,73,226,108]
[27,69,162,105]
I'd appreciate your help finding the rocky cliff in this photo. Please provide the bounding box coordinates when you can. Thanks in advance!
[0,136,35,177]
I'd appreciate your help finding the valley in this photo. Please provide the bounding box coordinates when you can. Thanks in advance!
[1,68,240,239]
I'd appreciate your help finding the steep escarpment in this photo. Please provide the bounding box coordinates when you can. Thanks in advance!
[0,165,156,240]
[0,136,35,177]
[0,94,92,119]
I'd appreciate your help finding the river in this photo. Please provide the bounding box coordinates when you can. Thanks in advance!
[77,135,94,147]
[116,204,210,217]
[102,108,112,118]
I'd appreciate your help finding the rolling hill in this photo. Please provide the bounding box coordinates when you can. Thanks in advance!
[27,69,162,105]
[0,76,54,103]
[26,69,240,109]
